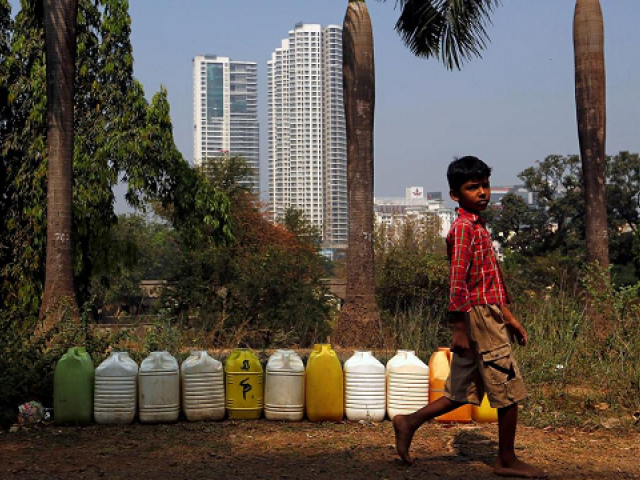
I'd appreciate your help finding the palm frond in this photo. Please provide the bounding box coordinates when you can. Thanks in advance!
[383,0,500,70]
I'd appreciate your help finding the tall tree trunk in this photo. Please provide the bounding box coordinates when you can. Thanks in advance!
[39,0,79,328]
[334,0,382,348]
[574,0,609,270]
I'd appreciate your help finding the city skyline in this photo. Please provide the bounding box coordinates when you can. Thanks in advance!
[119,0,639,214]
[7,0,638,212]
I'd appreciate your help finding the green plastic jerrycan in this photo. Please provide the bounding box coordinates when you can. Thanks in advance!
[225,348,264,420]
[54,347,94,425]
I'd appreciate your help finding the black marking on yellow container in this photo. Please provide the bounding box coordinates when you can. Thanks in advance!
[240,377,253,400]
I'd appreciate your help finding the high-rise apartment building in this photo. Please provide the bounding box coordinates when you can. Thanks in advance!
[268,23,347,248]
[193,55,259,190]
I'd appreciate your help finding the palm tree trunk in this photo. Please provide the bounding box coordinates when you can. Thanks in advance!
[574,0,609,270]
[333,0,383,348]
[39,0,79,327]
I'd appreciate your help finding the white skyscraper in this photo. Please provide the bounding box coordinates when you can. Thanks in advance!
[193,55,259,190]
[268,23,347,248]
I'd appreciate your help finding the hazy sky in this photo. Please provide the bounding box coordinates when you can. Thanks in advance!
[10,1,640,210]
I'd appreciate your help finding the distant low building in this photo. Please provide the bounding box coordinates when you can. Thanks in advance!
[490,185,537,207]
[374,187,456,237]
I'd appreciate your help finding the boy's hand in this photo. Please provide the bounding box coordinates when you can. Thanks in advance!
[501,306,528,346]
[450,314,470,357]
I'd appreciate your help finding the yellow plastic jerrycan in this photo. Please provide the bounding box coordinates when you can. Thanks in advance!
[472,394,498,423]
[305,344,343,421]
[225,348,264,420]
[428,347,472,423]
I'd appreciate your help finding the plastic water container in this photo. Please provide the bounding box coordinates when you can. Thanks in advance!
[386,350,411,371]
[344,351,386,422]
[306,344,343,421]
[181,350,225,421]
[138,351,180,423]
[473,393,498,423]
[225,348,264,420]
[54,347,94,425]
[387,350,429,420]
[429,347,472,423]
[265,349,305,421]
[94,351,138,424]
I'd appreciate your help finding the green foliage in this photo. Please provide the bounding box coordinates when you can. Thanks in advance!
[373,217,451,352]
[385,0,500,70]
[0,301,190,427]
[165,156,333,348]
[91,214,182,314]
[383,304,449,358]
[513,265,640,427]
[0,0,231,323]
[198,155,255,201]
[283,207,323,248]
[142,316,184,357]
[488,153,640,285]
[375,218,448,315]
[0,302,129,428]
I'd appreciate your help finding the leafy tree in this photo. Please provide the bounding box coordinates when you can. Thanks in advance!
[487,153,640,285]
[0,1,10,158]
[0,0,231,326]
[283,207,322,249]
[1,0,50,319]
[375,218,448,315]
[606,151,640,234]
[167,156,333,347]
[484,194,548,255]
[92,214,182,316]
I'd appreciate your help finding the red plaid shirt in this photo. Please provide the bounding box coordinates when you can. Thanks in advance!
[446,207,510,312]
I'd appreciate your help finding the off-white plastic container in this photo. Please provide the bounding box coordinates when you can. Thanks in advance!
[94,351,138,424]
[387,350,429,420]
[344,351,386,422]
[181,350,225,421]
[138,351,180,423]
[386,350,412,372]
[265,349,305,421]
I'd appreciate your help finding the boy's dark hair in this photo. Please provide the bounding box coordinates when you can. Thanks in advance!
[447,156,492,192]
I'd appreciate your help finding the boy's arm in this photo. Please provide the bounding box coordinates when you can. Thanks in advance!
[500,305,528,346]
[448,221,473,313]
[448,221,473,356]
[450,312,470,356]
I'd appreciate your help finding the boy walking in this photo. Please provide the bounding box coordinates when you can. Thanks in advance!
[393,156,546,478]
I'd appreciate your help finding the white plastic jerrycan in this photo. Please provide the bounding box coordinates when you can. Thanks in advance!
[386,350,429,420]
[265,349,305,421]
[138,351,180,423]
[94,351,138,425]
[386,350,412,372]
[344,351,386,422]
[181,350,225,421]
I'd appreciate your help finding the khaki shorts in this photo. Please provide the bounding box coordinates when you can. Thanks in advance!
[444,304,526,409]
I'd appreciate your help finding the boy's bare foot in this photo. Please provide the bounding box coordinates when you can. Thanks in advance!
[393,415,415,465]
[494,457,547,478]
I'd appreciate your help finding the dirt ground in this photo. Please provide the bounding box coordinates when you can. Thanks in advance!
[1,420,638,480]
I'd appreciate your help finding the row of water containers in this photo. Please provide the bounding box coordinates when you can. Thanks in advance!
[54,345,497,425]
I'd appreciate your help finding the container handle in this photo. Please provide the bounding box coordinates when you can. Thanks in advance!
[283,352,291,369]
